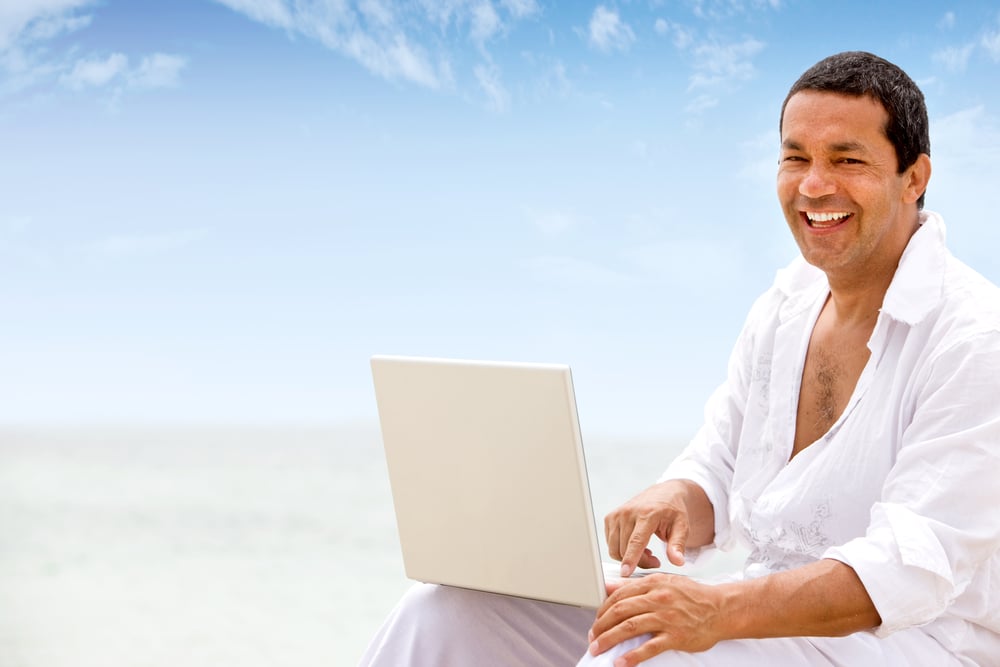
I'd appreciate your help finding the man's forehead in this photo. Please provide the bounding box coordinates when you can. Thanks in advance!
[785,88,885,106]
[781,90,890,142]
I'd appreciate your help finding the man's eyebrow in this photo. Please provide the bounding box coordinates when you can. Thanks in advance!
[829,141,869,153]
[780,139,870,153]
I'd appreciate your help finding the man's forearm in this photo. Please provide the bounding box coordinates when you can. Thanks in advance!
[718,558,881,639]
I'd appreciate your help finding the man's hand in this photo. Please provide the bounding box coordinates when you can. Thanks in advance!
[588,574,729,666]
[589,559,882,666]
[604,479,714,577]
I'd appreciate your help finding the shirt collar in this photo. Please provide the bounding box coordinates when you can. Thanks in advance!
[880,210,948,326]
[773,255,825,323]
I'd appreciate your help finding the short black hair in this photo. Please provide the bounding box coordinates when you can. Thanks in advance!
[780,51,930,209]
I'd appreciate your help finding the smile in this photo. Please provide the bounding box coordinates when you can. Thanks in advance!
[804,211,851,229]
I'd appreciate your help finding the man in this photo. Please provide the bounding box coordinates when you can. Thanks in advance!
[360,52,1000,666]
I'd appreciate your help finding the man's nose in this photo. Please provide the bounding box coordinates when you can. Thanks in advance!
[798,163,837,198]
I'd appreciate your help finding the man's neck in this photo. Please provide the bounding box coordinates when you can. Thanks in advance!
[823,281,889,328]
[824,212,922,325]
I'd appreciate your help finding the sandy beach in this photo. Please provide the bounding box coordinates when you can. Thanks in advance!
[0,424,740,666]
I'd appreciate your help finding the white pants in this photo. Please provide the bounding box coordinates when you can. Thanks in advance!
[359,583,964,666]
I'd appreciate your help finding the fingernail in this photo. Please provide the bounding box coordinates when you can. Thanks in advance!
[588,629,594,642]
[620,563,631,577]
[589,640,599,655]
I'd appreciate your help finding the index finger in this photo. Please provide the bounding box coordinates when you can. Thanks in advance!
[619,517,656,577]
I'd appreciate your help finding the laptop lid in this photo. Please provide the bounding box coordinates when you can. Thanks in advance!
[370,355,607,608]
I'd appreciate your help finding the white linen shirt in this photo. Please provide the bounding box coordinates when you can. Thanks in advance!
[662,211,1000,664]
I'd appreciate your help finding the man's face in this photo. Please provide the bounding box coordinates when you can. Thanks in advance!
[777,90,926,284]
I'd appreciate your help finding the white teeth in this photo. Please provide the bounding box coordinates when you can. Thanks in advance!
[806,211,849,223]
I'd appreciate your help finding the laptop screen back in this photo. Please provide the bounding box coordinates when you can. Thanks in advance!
[370,355,606,608]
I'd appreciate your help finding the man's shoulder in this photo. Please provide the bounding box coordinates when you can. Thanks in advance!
[884,211,1000,333]
[942,253,1000,299]
[936,253,1000,334]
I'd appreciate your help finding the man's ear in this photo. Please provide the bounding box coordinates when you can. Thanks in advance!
[903,153,932,204]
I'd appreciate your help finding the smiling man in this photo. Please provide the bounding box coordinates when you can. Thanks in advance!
[360,52,1000,666]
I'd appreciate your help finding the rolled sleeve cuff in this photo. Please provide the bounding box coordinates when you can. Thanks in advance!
[823,503,955,637]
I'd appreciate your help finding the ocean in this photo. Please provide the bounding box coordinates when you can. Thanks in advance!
[0,424,742,666]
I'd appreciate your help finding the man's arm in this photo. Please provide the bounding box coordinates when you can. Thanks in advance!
[604,478,715,576]
[726,558,881,637]
[588,558,880,666]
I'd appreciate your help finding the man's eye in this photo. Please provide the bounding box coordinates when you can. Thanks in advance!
[781,155,806,162]
[839,158,863,164]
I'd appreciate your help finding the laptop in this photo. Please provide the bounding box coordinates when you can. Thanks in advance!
[370,354,615,608]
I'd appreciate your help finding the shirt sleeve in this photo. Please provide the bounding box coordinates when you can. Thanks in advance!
[824,330,1000,636]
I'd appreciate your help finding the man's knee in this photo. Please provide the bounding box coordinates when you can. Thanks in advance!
[391,583,531,631]
[391,583,465,626]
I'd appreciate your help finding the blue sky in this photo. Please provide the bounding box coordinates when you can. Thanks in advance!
[4,0,1000,437]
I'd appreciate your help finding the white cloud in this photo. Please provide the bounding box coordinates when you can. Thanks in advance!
[930,106,1000,207]
[129,53,187,89]
[213,0,536,91]
[0,0,93,50]
[59,52,127,89]
[0,55,56,93]
[338,28,443,88]
[231,0,449,88]
[359,0,395,28]
[387,34,444,88]
[685,93,717,113]
[535,59,571,97]
[938,11,956,30]
[929,106,1000,266]
[2,1,188,100]
[588,6,635,53]
[7,0,777,114]
[932,43,975,72]
[651,25,764,113]
[982,25,1000,62]
[470,1,502,44]
[654,18,694,50]
[210,0,293,29]
[688,37,764,90]
[691,0,781,20]
[0,0,93,92]
[56,51,187,95]
[415,0,468,31]
[933,106,1000,170]
[928,19,1000,73]
[474,62,509,112]
[500,0,539,19]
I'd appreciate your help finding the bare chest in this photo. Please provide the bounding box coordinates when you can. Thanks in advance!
[792,319,873,459]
